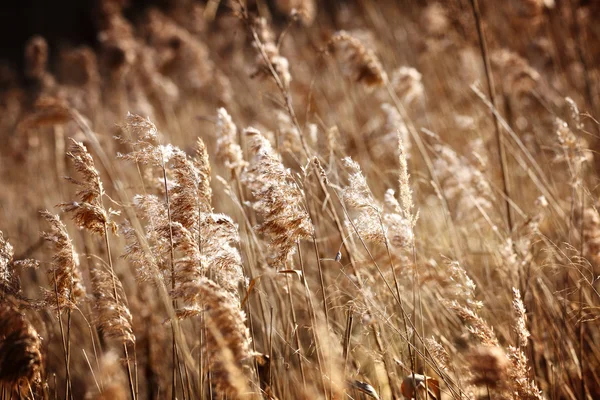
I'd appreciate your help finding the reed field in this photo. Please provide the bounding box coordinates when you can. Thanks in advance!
[1,0,600,398]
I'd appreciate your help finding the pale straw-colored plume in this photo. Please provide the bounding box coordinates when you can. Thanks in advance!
[1,231,19,296]
[41,211,87,309]
[215,108,246,176]
[169,138,212,232]
[275,110,304,153]
[342,158,413,248]
[397,136,415,224]
[60,138,118,236]
[173,277,251,396]
[446,300,498,347]
[328,31,385,87]
[197,213,245,301]
[117,113,174,167]
[554,117,592,177]
[168,213,245,318]
[242,127,314,265]
[447,260,483,309]
[342,157,386,243]
[420,2,450,38]
[250,17,292,89]
[425,336,450,371]
[512,287,530,347]
[506,346,543,400]
[122,195,169,283]
[90,264,135,344]
[577,207,600,269]
[383,189,414,248]
[96,0,137,78]
[0,232,38,297]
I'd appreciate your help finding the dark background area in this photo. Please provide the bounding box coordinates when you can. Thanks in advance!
[0,0,348,72]
[0,0,168,70]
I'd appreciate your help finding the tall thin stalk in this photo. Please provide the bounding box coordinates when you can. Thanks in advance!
[102,225,136,400]
[469,0,513,235]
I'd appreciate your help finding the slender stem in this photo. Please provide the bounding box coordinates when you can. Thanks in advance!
[296,242,328,399]
[103,225,136,400]
[285,275,307,391]
[469,0,513,235]
[65,306,73,400]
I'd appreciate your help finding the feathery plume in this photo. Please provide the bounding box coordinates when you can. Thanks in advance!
[512,287,530,347]
[215,108,246,176]
[342,156,385,243]
[243,127,313,265]
[60,139,118,235]
[554,117,592,177]
[491,49,540,96]
[197,213,245,300]
[343,158,413,247]
[124,194,170,283]
[425,336,450,371]
[506,346,543,400]
[172,277,251,395]
[90,264,135,344]
[0,231,18,296]
[447,260,482,309]
[0,231,39,298]
[577,207,600,269]
[41,211,86,309]
[397,135,415,225]
[446,300,498,347]
[170,139,212,232]
[117,113,175,167]
[383,189,414,248]
[250,17,292,88]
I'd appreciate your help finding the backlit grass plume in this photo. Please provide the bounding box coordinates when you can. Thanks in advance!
[0,231,38,298]
[59,138,118,236]
[170,138,212,232]
[342,157,413,248]
[90,264,135,344]
[0,231,18,296]
[242,127,313,265]
[41,211,86,309]
[215,107,246,177]
[180,277,251,396]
